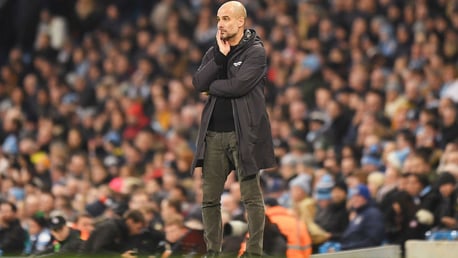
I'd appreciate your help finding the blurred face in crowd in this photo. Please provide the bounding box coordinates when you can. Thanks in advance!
[331,187,347,203]
[129,192,150,211]
[441,106,457,126]
[326,100,341,120]
[439,183,455,198]
[40,193,55,214]
[0,203,16,223]
[289,101,307,122]
[134,131,153,153]
[91,165,108,185]
[27,219,43,235]
[68,129,83,149]
[315,88,331,111]
[126,218,145,235]
[290,185,307,203]
[402,155,430,175]
[51,226,70,242]
[25,195,40,217]
[349,194,366,209]
[341,157,356,176]
[68,154,86,177]
[76,215,94,234]
[165,223,186,244]
[446,151,458,165]
[405,174,423,197]
[280,163,296,180]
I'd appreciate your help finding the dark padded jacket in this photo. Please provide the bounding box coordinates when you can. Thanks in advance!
[191,29,276,176]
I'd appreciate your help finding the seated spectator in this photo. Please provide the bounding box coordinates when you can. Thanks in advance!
[290,174,331,246]
[25,213,52,255]
[264,198,311,258]
[37,215,84,256]
[0,201,27,256]
[70,213,94,241]
[82,209,146,256]
[386,173,439,249]
[315,181,349,242]
[432,172,457,230]
[161,214,206,258]
[130,207,165,257]
[320,184,384,253]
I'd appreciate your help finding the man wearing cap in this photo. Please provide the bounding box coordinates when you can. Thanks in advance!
[290,174,331,246]
[339,184,384,250]
[315,181,349,242]
[37,215,84,256]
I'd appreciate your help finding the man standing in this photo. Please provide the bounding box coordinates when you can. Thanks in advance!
[191,1,276,257]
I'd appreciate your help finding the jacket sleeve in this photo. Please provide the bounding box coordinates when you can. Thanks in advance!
[299,199,330,244]
[0,225,26,253]
[85,225,119,254]
[208,45,266,98]
[192,47,220,93]
[60,236,84,254]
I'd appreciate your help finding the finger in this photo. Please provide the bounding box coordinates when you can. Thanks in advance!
[216,30,222,42]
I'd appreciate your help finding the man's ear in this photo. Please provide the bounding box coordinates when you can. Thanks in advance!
[238,17,245,28]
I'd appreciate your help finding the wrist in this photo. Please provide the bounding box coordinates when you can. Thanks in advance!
[214,48,227,65]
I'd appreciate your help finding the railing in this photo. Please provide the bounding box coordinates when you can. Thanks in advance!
[311,245,401,258]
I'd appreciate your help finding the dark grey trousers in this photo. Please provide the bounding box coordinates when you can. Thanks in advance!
[202,131,265,255]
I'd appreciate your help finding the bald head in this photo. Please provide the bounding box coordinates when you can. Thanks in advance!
[218,1,247,23]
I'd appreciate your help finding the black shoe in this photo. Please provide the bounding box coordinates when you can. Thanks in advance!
[204,250,220,258]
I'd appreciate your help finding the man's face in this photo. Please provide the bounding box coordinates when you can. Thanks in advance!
[77,217,94,233]
[51,226,69,242]
[405,175,422,196]
[0,203,15,223]
[349,194,366,209]
[165,224,185,244]
[126,219,144,236]
[217,5,243,41]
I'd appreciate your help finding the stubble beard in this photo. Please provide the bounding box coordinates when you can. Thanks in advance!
[221,31,237,41]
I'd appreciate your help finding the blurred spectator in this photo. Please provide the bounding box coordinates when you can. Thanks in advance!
[264,198,309,257]
[386,173,439,248]
[339,184,384,251]
[315,181,349,242]
[0,201,27,256]
[70,213,94,241]
[25,212,52,255]
[132,206,165,257]
[161,214,206,258]
[432,172,457,229]
[38,215,84,256]
[83,209,146,256]
[290,173,331,246]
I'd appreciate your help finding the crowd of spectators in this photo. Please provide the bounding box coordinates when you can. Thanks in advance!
[0,0,458,256]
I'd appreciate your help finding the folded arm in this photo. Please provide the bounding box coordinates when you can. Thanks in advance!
[208,45,266,98]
